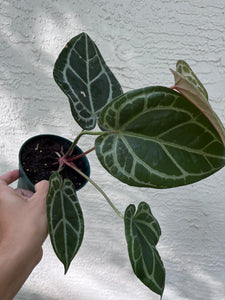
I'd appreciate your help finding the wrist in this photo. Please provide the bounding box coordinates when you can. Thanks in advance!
[0,237,42,269]
[0,242,42,300]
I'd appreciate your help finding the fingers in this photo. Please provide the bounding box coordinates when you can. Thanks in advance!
[0,170,20,186]
[32,180,49,203]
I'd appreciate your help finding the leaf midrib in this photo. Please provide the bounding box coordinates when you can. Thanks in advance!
[102,98,220,144]
[98,133,222,183]
[85,33,94,115]
[70,34,113,117]
[117,131,224,159]
[60,188,68,268]
[135,225,163,291]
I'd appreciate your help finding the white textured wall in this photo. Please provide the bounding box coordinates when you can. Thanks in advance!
[1,1,225,299]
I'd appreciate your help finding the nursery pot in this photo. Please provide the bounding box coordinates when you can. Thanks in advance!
[18,134,90,192]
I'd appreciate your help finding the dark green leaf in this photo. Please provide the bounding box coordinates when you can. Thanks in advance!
[124,202,165,296]
[53,32,123,130]
[96,86,225,188]
[47,172,84,273]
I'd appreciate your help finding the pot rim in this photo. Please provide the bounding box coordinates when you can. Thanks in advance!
[18,134,90,191]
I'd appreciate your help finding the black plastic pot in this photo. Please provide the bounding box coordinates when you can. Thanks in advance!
[18,134,90,192]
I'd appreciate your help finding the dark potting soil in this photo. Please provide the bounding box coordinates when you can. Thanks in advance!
[21,136,89,190]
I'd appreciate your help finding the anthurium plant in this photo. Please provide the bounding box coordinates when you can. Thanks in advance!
[46,32,225,297]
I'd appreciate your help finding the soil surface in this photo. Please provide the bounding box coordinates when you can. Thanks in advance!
[21,135,89,190]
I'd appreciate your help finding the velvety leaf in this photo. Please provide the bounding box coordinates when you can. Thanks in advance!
[96,86,225,188]
[47,172,84,273]
[170,61,225,145]
[53,32,123,130]
[124,202,165,296]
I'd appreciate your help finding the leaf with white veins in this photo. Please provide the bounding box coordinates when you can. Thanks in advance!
[53,32,123,130]
[96,86,225,188]
[124,202,165,296]
[47,172,84,273]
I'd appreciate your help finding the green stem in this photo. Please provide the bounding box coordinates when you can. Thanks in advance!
[66,130,104,156]
[65,161,124,219]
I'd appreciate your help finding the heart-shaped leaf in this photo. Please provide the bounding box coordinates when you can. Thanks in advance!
[170,61,225,145]
[47,172,84,273]
[95,86,225,188]
[124,202,165,296]
[53,32,123,130]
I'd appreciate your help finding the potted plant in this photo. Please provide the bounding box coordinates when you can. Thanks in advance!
[18,32,225,297]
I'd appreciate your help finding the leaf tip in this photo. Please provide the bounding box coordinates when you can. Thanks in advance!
[64,263,70,275]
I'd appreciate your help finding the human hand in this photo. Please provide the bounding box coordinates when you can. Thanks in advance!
[0,170,49,300]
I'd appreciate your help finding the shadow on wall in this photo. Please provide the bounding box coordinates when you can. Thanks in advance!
[1,1,225,300]
[0,32,58,120]
[0,162,13,176]
[0,2,81,132]
[15,289,57,300]
[156,177,225,299]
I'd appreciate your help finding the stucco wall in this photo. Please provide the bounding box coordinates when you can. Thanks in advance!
[0,1,225,299]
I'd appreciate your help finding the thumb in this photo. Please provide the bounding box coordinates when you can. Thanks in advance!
[35,180,49,194]
[33,180,49,203]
